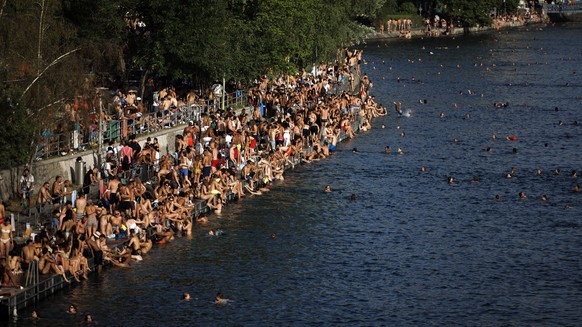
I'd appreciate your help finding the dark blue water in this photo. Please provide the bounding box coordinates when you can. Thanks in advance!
[11,24,582,326]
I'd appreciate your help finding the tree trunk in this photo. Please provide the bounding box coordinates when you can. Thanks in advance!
[0,0,7,18]
[139,68,149,99]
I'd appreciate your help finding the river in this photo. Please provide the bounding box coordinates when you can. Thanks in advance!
[10,23,582,326]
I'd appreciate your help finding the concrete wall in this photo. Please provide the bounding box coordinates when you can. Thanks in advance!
[0,125,184,203]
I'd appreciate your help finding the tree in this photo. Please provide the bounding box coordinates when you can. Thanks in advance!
[436,0,499,26]
[0,0,86,169]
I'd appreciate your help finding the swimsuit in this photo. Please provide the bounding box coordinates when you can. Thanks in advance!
[87,217,98,228]
[202,166,212,178]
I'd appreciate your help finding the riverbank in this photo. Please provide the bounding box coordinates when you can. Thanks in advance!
[365,18,541,43]
[0,57,382,318]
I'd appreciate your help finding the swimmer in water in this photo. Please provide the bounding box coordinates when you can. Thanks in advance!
[571,170,577,177]
[400,131,406,137]
[208,229,215,236]
[271,233,277,239]
[183,292,191,301]
[495,194,502,201]
[350,194,357,201]
[324,185,331,193]
[393,101,403,115]
[448,176,455,184]
[553,168,561,175]
[421,166,427,173]
[486,147,492,153]
[384,146,390,154]
[574,184,580,193]
[84,314,94,323]
[512,148,518,154]
[491,134,497,141]
[519,192,527,199]
[535,169,542,176]
[381,124,385,129]
[215,292,229,305]
[31,310,39,319]
[472,176,480,183]
[67,304,77,314]
[439,112,445,119]
[352,148,359,153]
[540,194,548,202]
[397,147,404,155]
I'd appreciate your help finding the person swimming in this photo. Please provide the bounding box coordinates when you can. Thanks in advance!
[84,314,94,323]
[397,147,404,155]
[540,194,548,202]
[384,146,390,154]
[495,194,502,200]
[324,185,332,193]
[519,192,527,199]
[421,166,427,173]
[350,194,357,201]
[535,169,542,176]
[214,292,229,305]
[448,176,455,184]
[352,148,359,153]
[67,304,77,314]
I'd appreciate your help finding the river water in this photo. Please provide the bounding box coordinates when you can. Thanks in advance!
[11,24,582,326]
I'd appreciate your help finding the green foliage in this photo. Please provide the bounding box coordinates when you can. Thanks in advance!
[438,0,495,26]
[0,96,36,169]
[400,2,418,14]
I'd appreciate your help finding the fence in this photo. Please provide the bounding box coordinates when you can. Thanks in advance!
[35,90,248,160]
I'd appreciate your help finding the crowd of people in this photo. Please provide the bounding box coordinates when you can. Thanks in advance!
[1,48,388,290]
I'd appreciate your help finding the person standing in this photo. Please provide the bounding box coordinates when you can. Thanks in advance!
[83,167,99,197]
[52,175,64,210]
[18,168,34,213]
[36,181,52,215]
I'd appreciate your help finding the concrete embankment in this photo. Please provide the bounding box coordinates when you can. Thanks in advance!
[0,126,184,204]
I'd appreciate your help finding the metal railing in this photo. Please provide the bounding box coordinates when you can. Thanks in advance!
[35,90,248,160]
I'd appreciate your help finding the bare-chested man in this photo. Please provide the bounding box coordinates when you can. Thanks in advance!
[21,239,39,268]
[110,210,124,237]
[51,175,64,209]
[75,193,86,221]
[107,176,121,212]
[85,200,99,238]
[127,229,142,261]
[201,148,212,179]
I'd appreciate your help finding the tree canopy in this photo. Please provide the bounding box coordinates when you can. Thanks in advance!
[0,0,523,169]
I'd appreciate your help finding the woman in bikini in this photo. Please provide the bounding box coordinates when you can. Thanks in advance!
[0,218,13,258]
